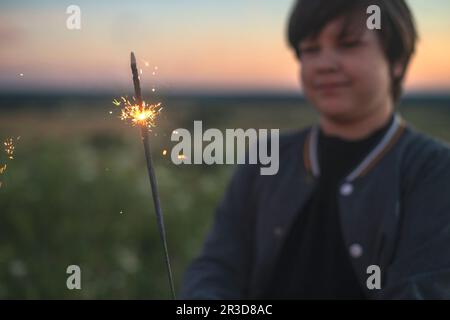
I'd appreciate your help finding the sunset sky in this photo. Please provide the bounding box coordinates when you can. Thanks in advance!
[1,0,449,94]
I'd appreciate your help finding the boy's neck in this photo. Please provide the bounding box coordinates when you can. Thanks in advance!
[319,104,394,141]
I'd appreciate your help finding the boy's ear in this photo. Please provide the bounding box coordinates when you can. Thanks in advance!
[392,61,404,78]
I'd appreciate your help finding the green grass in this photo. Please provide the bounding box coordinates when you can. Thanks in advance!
[0,96,449,298]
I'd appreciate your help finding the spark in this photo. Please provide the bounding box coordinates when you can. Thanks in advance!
[112,97,162,130]
[177,154,186,160]
[4,138,15,160]
[0,137,18,188]
[162,149,167,156]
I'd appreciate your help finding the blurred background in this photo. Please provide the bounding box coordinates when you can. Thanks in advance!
[0,0,449,299]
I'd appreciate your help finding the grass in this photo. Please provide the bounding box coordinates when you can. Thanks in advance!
[0,94,449,298]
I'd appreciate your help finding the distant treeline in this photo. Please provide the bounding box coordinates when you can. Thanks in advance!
[0,92,449,110]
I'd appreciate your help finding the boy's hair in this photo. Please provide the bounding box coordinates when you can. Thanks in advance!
[287,0,418,101]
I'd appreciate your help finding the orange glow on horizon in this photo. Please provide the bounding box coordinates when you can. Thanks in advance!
[0,2,449,93]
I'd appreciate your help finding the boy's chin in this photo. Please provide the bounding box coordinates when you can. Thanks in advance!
[314,101,356,122]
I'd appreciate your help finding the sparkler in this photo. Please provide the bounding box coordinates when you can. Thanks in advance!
[125,52,175,299]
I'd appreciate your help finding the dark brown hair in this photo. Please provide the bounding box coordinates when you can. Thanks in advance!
[287,0,418,101]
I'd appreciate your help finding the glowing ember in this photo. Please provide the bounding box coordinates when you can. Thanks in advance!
[0,137,18,188]
[162,149,167,156]
[112,97,162,130]
[4,138,15,160]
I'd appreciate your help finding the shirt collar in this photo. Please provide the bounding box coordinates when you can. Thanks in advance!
[304,113,406,182]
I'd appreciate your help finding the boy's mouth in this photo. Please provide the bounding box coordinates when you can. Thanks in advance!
[315,81,351,91]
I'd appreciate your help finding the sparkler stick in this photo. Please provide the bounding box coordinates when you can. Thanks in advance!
[130,52,176,299]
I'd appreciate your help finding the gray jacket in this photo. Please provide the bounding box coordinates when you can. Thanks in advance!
[181,114,450,299]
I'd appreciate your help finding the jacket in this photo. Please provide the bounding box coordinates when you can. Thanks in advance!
[180,113,450,299]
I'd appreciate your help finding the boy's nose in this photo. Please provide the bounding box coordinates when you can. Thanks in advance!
[315,49,340,73]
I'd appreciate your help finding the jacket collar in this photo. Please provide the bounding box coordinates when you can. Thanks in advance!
[303,113,406,182]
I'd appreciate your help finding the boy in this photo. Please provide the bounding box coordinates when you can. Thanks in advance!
[181,0,450,299]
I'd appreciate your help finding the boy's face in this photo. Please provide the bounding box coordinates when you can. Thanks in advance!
[298,15,393,123]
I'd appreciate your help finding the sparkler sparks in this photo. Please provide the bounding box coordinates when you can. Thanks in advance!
[112,59,162,130]
[0,137,18,188]
[112,97,162,130]
[4,138,15,160]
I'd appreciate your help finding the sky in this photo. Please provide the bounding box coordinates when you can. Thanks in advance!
[0,0,449,94]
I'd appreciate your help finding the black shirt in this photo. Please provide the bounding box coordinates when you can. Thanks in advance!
[264,116,393,299]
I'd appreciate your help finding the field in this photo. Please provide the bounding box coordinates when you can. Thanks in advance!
[0,93,449,299]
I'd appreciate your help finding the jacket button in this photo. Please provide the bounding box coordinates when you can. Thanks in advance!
[349,243,363,258]
[340,183,353,196]
[273,227,284,237]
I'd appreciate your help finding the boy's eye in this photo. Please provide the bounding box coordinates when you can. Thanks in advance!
[299,45,320,54]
